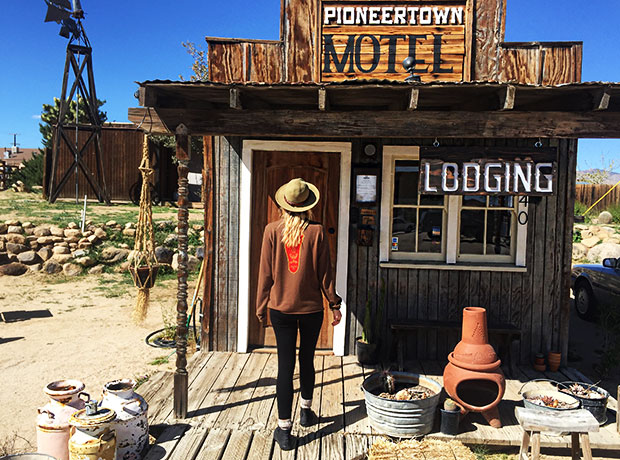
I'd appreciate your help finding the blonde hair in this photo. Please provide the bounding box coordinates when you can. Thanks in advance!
[280,209,312,247]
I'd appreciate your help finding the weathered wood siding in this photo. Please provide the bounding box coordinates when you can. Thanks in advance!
[211,135,575,363]
[211,136,242,352]
[473,0,506,81]
[207,41,283,83]
[346,137,576,364]
[499,43,583,85]
[283,0,318,82]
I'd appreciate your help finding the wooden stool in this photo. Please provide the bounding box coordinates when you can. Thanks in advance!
[515,407,599,460]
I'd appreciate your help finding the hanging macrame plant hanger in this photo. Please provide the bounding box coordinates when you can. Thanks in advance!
[130,134,159,322]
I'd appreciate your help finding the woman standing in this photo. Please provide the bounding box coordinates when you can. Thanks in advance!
[256,178,342,451]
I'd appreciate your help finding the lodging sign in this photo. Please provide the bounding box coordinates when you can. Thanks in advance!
[321,1,467,82]
[419,158,557,195]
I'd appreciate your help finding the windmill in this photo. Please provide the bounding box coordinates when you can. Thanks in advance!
[45,0,110,204]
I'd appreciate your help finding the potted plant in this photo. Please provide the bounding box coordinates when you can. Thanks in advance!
[356,280,385,365]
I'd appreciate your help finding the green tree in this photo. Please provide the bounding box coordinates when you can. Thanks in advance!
[39,97,107,149]
[179,41,209,82]
[11,153,45,189]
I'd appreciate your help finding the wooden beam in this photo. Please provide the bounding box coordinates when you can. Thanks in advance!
[138,86,158,107]
[500,85,516,111]
[229,88,242,110]
[318,87,329,111]
[127,107,170,134]
[593,88,611,111]
[407,88,420,111]
[152,108,620,139]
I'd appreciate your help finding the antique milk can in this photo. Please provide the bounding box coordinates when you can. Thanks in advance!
[36,379,87,460]
[68,400,116,460]
[101,379,148,460]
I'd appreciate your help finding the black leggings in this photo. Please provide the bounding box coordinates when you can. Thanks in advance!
[269,308,324,420]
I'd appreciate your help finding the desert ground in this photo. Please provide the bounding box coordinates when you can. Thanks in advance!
[0,270,196,453]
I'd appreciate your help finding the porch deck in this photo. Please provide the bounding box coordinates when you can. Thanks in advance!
[140,351,620,460]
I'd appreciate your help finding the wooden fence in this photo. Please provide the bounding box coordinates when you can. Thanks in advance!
[0,160,15,190]
[575,184,620,213]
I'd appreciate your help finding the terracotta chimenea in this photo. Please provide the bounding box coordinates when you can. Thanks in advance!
[443,307,505,428]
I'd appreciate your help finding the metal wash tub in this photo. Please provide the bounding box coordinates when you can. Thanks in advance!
[362,372,442,437]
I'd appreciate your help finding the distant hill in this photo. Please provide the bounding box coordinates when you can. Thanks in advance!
[576,169,620,185]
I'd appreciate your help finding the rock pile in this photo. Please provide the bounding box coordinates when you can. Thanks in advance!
[573,223,620,263]
[0,219,204,277]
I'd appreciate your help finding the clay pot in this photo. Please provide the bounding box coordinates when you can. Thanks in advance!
[443,307,505,428]
[547,351,562,372]
[533,353,546,372]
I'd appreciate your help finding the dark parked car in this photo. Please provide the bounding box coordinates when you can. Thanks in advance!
[571,257,620,320]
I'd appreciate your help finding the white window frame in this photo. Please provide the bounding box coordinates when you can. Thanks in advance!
[380,146,528,269]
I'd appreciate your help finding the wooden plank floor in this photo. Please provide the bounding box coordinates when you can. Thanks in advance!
[141,352,620,459]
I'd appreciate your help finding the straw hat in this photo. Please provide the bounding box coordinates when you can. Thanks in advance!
[275,178,320,212]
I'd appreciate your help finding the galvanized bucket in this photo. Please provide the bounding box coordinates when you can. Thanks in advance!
[560,381,609,425]
[519,379,580,412]
[362,372,442,437]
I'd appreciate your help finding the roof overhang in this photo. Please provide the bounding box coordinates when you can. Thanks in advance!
[128,81,620,138]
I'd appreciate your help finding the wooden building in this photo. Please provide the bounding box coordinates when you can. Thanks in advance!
[43,124,187,203]
[129,0,620,371]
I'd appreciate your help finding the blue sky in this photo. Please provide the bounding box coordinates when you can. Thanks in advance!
[0,0,618,170]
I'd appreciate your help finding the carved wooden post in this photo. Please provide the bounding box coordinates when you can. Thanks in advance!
[174,123,190,419]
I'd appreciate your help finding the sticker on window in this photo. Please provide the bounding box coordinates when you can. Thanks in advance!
[391,237,399,251]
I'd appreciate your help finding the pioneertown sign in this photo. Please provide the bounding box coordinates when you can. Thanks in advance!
[321,1,467,82]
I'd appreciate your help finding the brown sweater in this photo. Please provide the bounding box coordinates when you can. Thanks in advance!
[256,220,341,321]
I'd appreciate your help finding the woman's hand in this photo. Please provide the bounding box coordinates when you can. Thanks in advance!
[332,309,342,326]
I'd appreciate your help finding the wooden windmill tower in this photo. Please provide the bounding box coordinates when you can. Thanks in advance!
[45,0,110,204]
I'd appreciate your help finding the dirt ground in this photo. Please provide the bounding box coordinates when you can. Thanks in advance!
[0,271,192,453]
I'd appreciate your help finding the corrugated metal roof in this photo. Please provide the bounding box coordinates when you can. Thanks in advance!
[137,79,620,89]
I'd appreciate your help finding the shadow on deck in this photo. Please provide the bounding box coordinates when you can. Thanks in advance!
[139,351,620,460]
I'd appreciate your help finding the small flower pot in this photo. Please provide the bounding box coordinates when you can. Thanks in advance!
[129,265,159,289]
[356,338,378,365]
[547,352,562,372]
[440,408,461,435]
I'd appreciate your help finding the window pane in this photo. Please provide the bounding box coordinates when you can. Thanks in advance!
[420,194,445,206]
[462,195,486,207]
[392,208,417,253]
[486,210,512,255]
[394,161,419,205]
[460,210,484,254]
[489,196,514,208]
[418,209,443,253]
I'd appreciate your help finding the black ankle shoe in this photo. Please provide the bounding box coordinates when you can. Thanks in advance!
[300,408,317,427]
[274,427,294,451]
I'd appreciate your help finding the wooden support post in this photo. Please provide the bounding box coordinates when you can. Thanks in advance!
[531,432,541,460]
[500,85,516,111]
[230,88,242,110]
[593,87,611,111]
[318,87,329,111]
[617,385,620,434]
[174,123,190,419]
[202,135,214,352]
[518,430,530,460]
[407,88,420,111]
[579,433,593,460]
